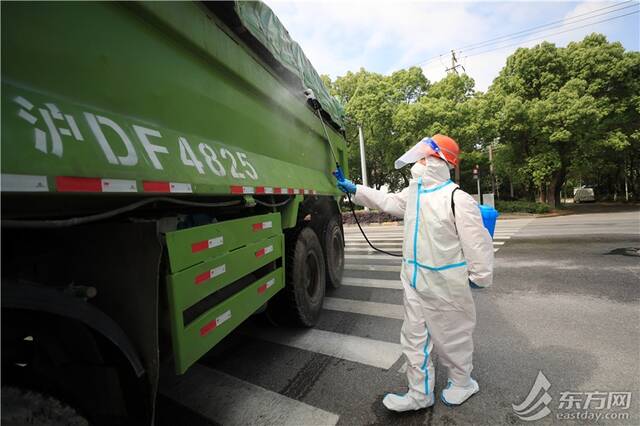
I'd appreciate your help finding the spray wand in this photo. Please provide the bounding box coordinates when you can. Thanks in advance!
[304,89,402,257]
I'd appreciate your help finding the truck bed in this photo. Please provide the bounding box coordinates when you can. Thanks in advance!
[1,2,347,212]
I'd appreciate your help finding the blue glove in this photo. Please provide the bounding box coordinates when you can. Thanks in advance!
[337,178,357,194]
[333,168,356,194]
[469,280,483,289]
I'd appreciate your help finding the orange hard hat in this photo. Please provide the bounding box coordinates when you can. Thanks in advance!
[431,134,459,167]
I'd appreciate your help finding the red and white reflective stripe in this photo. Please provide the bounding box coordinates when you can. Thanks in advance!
[255,186,274,194]
[101,178,137,192]
[255,245,274,258]
[143,181,192,193]
[56,176,101,192]
[191,236,224,253]
[200,310,232,336]
[2,174,49,192]
[2,174,320,196]
[230,185,254,195]
[258,277,276,294]
[56,176,136,193]
[169,182,193,193]
[252,221,273,232]
[194,264,226,285]
[231,186,317,195]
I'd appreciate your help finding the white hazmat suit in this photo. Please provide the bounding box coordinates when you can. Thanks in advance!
[352,158,494,410]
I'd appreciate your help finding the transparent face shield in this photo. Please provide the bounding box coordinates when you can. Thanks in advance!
[394,137,449,169]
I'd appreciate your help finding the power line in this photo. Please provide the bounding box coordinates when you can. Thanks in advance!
[458,4,637,53]
[461,9,639,60]
[457,0,635,52]
[407,0,637,69]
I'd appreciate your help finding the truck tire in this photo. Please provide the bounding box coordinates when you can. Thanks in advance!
[1,386,88,426]
[282,227,326,327]
[320,216,344,289]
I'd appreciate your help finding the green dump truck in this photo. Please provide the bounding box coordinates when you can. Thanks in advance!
[1,2,347,423]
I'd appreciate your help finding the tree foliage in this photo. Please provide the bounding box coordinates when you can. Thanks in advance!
[488,34,639,206]
[324,34,639,205]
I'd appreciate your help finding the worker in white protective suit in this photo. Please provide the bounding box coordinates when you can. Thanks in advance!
[335,134,494,411]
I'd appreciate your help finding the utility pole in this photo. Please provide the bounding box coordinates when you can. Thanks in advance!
[488,144,496,197]
[473,164,482,204]
[625,174,629,201]
[445,50,465,75]
[357,124,369,211]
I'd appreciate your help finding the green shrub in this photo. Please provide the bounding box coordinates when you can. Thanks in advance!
[495,200,551,214]
[341,210,399,224]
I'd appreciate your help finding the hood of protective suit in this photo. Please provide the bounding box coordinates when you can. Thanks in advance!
[410,157,451,186]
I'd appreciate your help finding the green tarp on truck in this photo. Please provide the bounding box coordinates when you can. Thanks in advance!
[218,1,345,130]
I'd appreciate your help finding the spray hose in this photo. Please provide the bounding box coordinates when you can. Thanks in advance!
[345,191,403,257]
[333,166,402,257]
[305,88,401,258]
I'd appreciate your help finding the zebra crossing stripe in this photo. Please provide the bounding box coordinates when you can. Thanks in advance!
[161,365,339,426]
[345,237,404,242]
[345,254,402,262]
[346,243,403,248]
[345,264,401,273]
[247,327,402,370]
[324,297,404,320]
[341,277,400,290]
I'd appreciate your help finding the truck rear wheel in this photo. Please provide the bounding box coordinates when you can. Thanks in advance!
[280,227,326,327]
[320,216,344,289]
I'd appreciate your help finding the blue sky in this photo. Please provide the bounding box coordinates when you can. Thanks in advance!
[265,0,639,92]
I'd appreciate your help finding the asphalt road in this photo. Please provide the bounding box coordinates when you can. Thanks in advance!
[159,205,640,425]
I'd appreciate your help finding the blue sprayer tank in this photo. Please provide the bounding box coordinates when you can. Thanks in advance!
[479,205,499,238]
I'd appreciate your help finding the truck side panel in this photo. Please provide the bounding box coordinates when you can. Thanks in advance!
[1,2,346,200]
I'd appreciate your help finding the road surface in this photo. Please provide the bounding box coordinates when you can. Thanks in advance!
[159,207,640,425]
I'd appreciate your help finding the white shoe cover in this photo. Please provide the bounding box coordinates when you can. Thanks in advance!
[441,379,479,406]
[383,392,434,412]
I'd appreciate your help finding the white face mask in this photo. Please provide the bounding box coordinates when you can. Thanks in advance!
[410,161,428,178]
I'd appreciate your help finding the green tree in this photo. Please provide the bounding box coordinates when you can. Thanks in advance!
[328,67,430,190]
[327,33,638,204]
[487,35,639,206]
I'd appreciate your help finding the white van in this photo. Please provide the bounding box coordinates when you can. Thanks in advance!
[573,186,595,203]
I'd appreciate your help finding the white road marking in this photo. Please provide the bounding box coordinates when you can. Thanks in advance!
[324,297,404,320]
[344,218,534,256]
[345,237,404,242]
[345,248,402,253]
[344,234,404,238]
[161,365,340,426]
[249,328,402,370]
[345,264,401,273]
[341,277,401,290]
[346,242,403,247]
[345,254,403,262]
